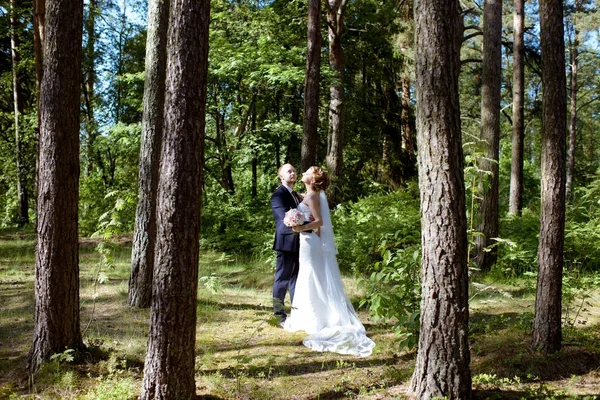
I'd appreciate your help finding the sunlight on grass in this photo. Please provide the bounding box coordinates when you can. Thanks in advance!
[2,232,600,399]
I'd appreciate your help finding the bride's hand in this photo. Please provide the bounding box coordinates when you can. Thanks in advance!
[292,226,302,233]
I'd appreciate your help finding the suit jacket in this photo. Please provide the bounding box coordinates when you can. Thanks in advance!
[271,185,300,252]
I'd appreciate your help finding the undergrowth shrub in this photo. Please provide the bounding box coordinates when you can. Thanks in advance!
[358,245,421,350]
[493,208,540,277]
[332,184,421,275]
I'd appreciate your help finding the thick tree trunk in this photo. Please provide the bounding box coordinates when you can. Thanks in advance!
[128,0,170,309]
[474,0,502,272]
[28,0,84,373]
[566,5,579,200]
[408,0,471,399]
[140,0,210,398]
[325,0,346,205]
[301,0,321,172]
[509,0,525,216]
[533,0,567,353]
[10,0,29,226]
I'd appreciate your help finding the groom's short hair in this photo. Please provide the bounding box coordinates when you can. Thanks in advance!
[278,163,295,179]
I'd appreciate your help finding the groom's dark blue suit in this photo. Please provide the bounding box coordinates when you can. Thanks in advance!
[271,185,300,322]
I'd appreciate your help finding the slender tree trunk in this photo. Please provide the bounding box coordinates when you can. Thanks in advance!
[325,0,346,205]
[301,0,321,172]
[400,72,414,155]
[509,0,525,216]
[532,0,567,353]
[128,0,170,309]
[33,0,45,111]
[82,0,97,174]
[11,0,29,226]
[408,0,471,398]
[286,89,301,166]
[251,97,258,199]
[566,3,580,200]
[32,0,45,233]
[28,0,84,373]
[474,0,502,272]
[140,0,210,397]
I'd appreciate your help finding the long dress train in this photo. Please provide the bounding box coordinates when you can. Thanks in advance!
[283,191,375,357]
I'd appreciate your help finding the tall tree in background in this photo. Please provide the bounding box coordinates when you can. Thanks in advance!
[474,0,502,272]
[28,0,84,373]
[140,0,210,397]
[10,0,29,226]
[33,0,45,110]
[128,0,169,309]
[82,0,98,174]
[325,0,346,204]
[409,0,471,398]
[509,0,525,216]
[301,0,321,172]
[532,0,567,353]
[566,0,581,199]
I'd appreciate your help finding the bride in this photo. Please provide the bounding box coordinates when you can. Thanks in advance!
[283,166,375,357]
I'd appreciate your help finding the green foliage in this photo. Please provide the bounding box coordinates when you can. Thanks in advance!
[359,245,421,350]
[79,123,140,236]
[83,376,137,400]
[332,185,421,274]
[493,209,540,276]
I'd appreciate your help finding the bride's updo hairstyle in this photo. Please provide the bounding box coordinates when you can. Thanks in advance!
[310,166,330,191]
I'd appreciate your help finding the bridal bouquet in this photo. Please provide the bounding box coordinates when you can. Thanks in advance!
[283,208,304,227]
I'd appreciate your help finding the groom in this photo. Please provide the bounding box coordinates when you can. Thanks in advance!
[270,163,301,325]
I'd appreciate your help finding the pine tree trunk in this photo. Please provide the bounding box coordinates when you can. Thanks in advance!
[566,3,579,200]
[301,0,321,172]
[28,0,84,373]
[140,0,210,398]
[474,0,502,272]
[325,0,345,205]
[10,0,29,226]
[509,0,525,216]
[409,0,471,398]
[128,0,170,309]
[532,0,567,354]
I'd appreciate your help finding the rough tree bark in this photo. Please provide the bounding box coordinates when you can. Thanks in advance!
[10,0,29,226]
[474,0,502,272]
[140,0,210,398]
[408,0,471,398]
[325,0,346,205]
[301,0,322,172]
[28,0,84,373]
[532,0,567,353]
[128,0,170,309]
[509,0,525,216]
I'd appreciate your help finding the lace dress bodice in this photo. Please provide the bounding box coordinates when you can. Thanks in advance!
[297,202,312,222]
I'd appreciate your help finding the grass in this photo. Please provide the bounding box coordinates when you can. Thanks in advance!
[1,229,600,399]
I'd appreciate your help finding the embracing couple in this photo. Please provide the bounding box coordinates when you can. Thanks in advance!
[270,163,375,357]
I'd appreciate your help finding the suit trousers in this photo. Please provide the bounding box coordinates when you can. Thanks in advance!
[273,250,299,321]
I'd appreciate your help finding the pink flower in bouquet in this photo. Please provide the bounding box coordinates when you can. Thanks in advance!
[283,208,304,227]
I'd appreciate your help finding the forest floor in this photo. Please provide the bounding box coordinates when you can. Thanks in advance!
[1,229,600,399]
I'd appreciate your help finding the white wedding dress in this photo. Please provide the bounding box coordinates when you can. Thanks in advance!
[283,191,375,357]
